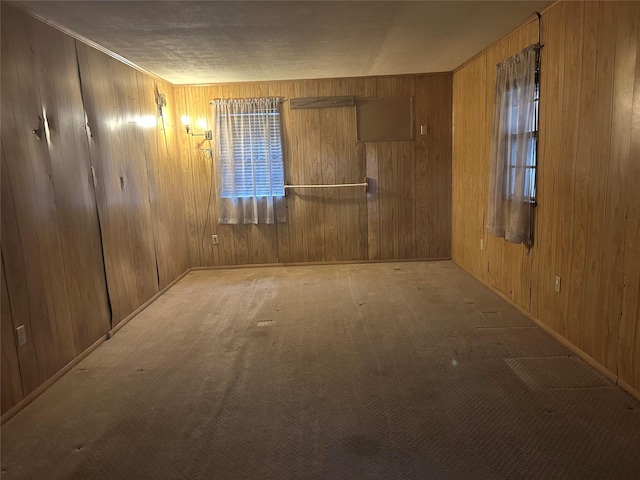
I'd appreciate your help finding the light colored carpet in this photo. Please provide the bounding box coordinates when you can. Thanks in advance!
[2,261,639,479]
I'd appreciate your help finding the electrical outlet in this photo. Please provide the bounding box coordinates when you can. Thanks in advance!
[16,325,27,346]
[480,239,484,250]
[554,275,561,293]
[212,235,219,245]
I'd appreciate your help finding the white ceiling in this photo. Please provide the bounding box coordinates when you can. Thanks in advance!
[18,1,551,85]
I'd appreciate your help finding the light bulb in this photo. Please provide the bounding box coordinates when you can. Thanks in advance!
[181,115,191,126]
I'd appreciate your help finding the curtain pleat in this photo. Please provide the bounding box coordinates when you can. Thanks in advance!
[488,44,538,245]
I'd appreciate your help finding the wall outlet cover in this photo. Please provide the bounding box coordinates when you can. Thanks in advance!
[16,325,27,346]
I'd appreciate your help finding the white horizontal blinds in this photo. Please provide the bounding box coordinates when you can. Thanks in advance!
[215,98,284,198]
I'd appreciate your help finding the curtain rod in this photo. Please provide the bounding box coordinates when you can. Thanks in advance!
[284,178,369,193]
[209,97,284,104]
[536,11,543,48]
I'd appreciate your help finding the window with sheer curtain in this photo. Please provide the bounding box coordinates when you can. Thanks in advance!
[212,98,286,225]
[487,44,539,246]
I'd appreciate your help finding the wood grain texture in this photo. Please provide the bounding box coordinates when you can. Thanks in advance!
[76,43,159,325]
[175,74,452,265]
[415,74,452,259]
[136,73,190,288]
[1,255,23,415]
[452,55,487,277]
[76,43,189,324]
[1,4,190,411]
[1,4,111,398]
[618,2,640,396]
[485,21,537,310]
[532,1,565,337]
[452,1,640,393]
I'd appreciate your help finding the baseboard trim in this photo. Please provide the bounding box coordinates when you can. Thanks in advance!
[618,378,640,402]
[451,260,640,402]
[190,257,452,271]
[1,268,191,425]
[1,334,107,425]
[108,268,190,338]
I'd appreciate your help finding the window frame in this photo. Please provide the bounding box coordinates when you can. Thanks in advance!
[503,71,539,205]
[216,101,285,199]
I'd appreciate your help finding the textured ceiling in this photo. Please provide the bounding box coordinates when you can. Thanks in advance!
[18,1,551,85]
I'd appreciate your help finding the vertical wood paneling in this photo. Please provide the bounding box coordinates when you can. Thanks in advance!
[452,57,487,276]
[174,85,215,266]
[136,73,190,288]
[532,2,566,333]
[482,22,537,308]
[77,44,158,325]
[318,80,340,261]
[1,255,23,414]
[1,7,74,392]
[571,1,599,356]
[580,3,616,368]
[77,44,182,326]
[335,78,367,261]
[453,1,640,393]
[365,78,381,261]
[557,2,584,346]
[2,4,191,413]
[618,3,640,393]
[376,78,400,260]
[416,74,452,258]
[175,74,452,265]
[396,78,417,259]
[1,4,111,398]
[293,80,325,262]
[268,82,292,263]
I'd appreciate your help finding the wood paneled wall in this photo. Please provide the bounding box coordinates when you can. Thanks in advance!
[1,4,190,415]
[1,256,23,413]
[452,21,538,309]
[76,44,189,324]
[175,74,452,266]
[1,5,111,401]
[452,1,640,394]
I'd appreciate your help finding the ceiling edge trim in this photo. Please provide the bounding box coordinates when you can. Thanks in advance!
[8,1,173,85]
[174,71,453,89]
[453,0,559,75]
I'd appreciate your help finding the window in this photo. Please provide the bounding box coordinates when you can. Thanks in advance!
[504,76,539,202]
[487,44,539,245]
[215,98,284,199]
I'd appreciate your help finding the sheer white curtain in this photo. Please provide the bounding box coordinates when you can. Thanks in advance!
[488,44,538,245]
[213,98,286,225]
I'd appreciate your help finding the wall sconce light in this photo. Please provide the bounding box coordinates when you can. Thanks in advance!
[181,115,212,140]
